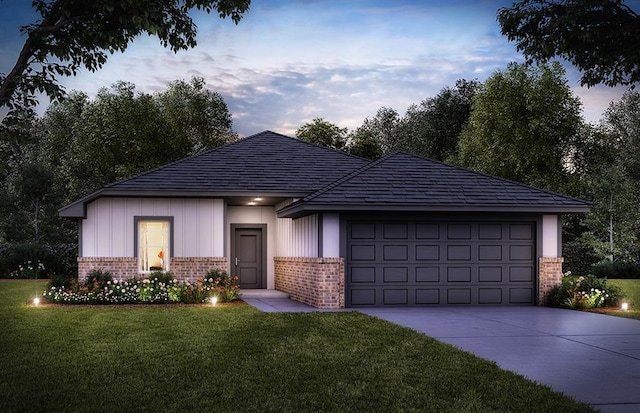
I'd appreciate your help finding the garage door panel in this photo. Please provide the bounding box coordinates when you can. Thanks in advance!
[448,288,472,304]
[351,223,376,239]
[447,267,471,282]
[447,245,471,260]
[509,266,533,282]
[351,245,376,260]
[416,267,440,282]
[347,220,535,307]
[479,245,502,260]
[384,223,408,239]
[383,245,408,260]
[383,267,408,283]
[350,267,376,283]
[416,224,439,239]
[478,288,503,304]
[448,224,472,239]
[384,289,409,305]
[510,288,533,304]
[510,245,533,260]
[416,288,440,304]
[478,224,503,239]
[478,266,502,282]
[510,224,533,240]
[416,245,440,260]
[351,289,376,306]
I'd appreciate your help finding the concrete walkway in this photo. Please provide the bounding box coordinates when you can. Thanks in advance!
[243,293,640,412]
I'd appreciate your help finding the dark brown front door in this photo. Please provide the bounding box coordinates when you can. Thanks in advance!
[232,226,265,289]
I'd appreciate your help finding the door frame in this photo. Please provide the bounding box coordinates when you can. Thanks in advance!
[230,224,267,289]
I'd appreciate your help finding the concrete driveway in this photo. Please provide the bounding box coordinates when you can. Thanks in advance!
[358,307,640,413]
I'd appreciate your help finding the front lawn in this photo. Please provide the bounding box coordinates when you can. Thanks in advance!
[590,279,640,320]
[0,281,595,413]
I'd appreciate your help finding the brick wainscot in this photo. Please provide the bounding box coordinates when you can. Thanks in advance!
[274,257,345,309]
[78,257,228,282]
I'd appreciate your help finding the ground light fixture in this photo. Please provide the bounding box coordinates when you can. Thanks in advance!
[33,297,40,306]
[621,302,629,311]
[211,296,218,307]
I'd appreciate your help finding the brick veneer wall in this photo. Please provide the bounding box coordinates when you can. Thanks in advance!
[77,257,228,283]
[274,257,345,309]
[538,257,564,306]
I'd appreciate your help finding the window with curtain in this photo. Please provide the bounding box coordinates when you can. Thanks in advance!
[138,220,170,272]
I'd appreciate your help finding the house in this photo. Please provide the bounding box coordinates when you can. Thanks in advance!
[59,131,590,308]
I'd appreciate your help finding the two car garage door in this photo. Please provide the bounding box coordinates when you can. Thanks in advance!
[346,220,536,307]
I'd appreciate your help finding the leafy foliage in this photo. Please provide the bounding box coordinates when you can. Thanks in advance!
[498,0,640,87]
[456,62,582,193]
[591,261,640,279]
[296,118,347,151]
[0,0,251,113]
[547,274,623,309]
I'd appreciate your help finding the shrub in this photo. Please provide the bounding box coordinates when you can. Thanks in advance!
[43,270,241,305]
[0,243,78,278]
[548,273,623,309]
[148,270,173,284]
[591,260,640,279]
[84,269,113,290]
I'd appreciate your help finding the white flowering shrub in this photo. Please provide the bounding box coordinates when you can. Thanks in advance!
[548,273,623,309]
[43,270,240,305]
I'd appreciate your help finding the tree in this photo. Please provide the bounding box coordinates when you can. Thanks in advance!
[296,118,347,151]
[156,77,236,154]
[456,62,582,193]
[40,79,237,203]
[394,79,480,162]
[0,0,250,113]
[347,107,401,157]
[498,0,640,87]
[14,163,54,241]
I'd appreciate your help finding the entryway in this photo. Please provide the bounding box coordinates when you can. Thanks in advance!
[231,224,267,289]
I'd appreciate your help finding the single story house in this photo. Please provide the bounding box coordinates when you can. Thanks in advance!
[60,130,591,308]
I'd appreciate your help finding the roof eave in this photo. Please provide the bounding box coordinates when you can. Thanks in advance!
[59,188,313,219]
[277,202,592,219]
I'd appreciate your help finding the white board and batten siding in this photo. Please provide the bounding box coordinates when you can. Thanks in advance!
[82,198,224,257]
[542,214,561,258]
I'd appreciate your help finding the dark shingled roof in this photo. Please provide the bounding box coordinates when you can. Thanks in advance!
[277,152,591,218]
[60,131,368,217]
[60,131,591,219]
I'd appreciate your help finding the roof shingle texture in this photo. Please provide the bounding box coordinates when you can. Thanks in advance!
[301,152,590,207]
[106,131,368,193]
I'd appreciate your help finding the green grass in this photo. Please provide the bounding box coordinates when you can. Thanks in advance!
[596,279,640,320]
[0,281,596,413]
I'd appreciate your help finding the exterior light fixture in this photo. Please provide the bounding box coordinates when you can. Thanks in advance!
[254,197,263,201]
[33,297,40,306]
[248,201,256,206]
[621,302,629,311]
[211,296,218,307]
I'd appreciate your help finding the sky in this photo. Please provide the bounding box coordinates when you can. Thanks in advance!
[0,0,635,137]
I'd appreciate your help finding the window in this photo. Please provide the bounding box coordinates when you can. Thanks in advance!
[136,218,172,272]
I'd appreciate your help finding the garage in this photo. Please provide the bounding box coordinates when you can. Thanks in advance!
[346,219,536,307]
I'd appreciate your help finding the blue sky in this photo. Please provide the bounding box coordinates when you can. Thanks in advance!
[0,0,634,136]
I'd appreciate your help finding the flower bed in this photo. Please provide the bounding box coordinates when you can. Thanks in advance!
[547,272,623,309]
[43,269,240,305]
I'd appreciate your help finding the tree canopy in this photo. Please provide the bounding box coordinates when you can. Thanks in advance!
[456,62,582,192]
[498,0,640,87]
[0,0,250,114]
[296,118,347,151]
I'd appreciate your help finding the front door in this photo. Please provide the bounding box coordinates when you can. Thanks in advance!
[231,226,265,289]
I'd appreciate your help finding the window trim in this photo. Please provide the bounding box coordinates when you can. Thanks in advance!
[134,216,174,272]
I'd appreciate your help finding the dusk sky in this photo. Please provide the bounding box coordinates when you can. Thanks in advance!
[0,0,635,136]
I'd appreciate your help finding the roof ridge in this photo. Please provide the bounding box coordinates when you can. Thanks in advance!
[300,152,398,202]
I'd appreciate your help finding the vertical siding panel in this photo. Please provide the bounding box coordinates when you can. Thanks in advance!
[171,199,184,257]
[212,199,224,257]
